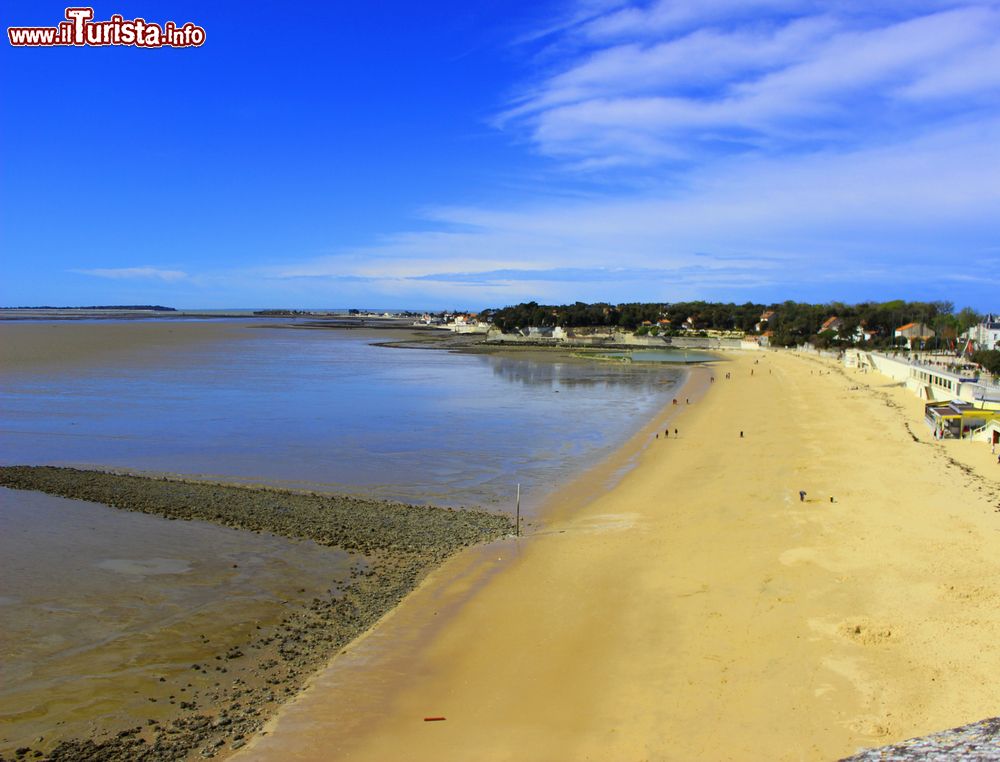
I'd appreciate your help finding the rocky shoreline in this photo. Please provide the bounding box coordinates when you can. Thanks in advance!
[840,716,1000,760]
[0,466,513,762]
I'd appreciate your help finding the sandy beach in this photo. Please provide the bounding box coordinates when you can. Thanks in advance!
[237,349,1000,761]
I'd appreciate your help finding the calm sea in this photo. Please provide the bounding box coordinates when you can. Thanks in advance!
[0,322,684,512]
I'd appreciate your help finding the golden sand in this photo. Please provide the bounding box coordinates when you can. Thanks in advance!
[237,350,1000,761]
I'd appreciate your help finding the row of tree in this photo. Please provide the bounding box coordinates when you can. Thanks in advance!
[972,350,1000,376]
[483,300,986,349]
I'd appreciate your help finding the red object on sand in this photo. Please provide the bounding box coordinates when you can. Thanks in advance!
[423,716,446,722]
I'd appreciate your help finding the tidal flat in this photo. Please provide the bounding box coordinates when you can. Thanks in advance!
[0,467,511,761]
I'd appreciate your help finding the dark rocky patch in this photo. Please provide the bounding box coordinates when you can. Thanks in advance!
[841,716,1000,761]
[0,466,511,557]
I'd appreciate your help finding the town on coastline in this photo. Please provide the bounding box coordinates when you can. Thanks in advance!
[6,301,999,449]
[404,300,1000,447]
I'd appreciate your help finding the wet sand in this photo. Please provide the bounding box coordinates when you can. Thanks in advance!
[0,488,354,756]
[0,470,511,761]
[236,350,1000,761]
[0,321,265,372]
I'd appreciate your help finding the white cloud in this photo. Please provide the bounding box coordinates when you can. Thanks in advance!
[506,3,1000,165]
[73,267,188,282]
[896,40,1000,99]
[251,113,999,307]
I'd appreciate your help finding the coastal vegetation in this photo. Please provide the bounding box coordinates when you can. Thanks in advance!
[972,350,1000,376]
[483,300,985,349]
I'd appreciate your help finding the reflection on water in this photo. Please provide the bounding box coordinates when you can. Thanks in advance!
[0,323,683,512]
[485,353,682,389]
[595,349,720,363]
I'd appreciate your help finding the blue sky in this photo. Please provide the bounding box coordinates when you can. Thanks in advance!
[2,0,998,310]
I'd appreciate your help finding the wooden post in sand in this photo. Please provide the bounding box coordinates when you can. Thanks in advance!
[516,483,521,538]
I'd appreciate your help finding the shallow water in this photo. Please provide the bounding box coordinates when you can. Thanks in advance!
[0,487,355,751]
[0,322,684,512]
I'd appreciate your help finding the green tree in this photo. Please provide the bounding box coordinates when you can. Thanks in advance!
[956,307,984,334]
[972,350,1000,376]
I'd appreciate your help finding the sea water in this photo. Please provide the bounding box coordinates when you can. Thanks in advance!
[0,321,685,511]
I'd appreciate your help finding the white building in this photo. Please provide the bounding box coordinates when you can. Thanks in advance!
[853,323,877,343]
[965,314,1000,351]
[754,310,775,333]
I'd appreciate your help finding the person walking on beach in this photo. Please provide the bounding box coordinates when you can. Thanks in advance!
[674,428,678,437]
[799,490,807,502]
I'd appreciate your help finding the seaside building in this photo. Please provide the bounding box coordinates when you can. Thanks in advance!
[924,400,1000,439]
[964,314,1000,351]
[847,348,1000,453]
[894,322,935,349]
[446,313,489,334]
[848,350,1000,405]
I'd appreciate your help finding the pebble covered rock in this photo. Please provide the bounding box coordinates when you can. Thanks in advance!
[0,466,512,557]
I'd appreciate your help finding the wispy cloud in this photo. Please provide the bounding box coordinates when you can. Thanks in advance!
[260,111,997,297]
[73,267,189,282]
[502,2,1000,167]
